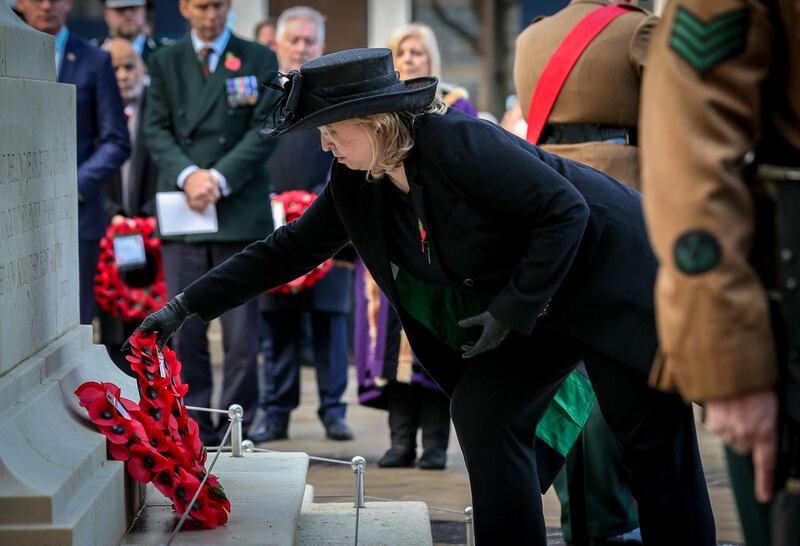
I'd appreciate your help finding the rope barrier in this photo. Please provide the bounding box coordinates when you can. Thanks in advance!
[185,405,230,415]
[248,446,352,466]
[311,494,467,516]
[164,419,234,546]
[164,404,376,544]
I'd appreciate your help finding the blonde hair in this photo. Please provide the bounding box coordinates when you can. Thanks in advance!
[386,23,442,81]
[356,99,447,179]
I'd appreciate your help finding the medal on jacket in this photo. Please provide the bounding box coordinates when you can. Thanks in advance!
[418,219,431,265]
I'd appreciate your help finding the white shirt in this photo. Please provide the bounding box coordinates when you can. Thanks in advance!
[54,26,69,75]
[177,27,234,196]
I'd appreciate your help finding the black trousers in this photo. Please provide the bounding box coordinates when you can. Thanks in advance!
[163,241,260,443]
[260,308,349,427]
[448,328,715,545]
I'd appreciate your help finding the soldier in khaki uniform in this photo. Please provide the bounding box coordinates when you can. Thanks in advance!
[515,0,657,190]
[515,2,656,543]
[641,0,800,543]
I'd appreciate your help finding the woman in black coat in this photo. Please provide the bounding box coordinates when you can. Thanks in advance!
[128,48,715,544]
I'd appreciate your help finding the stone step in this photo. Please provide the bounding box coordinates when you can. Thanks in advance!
[123,452,310,545]
[0,326,137,544]
[0,460,127,546]
[295,501,433,545]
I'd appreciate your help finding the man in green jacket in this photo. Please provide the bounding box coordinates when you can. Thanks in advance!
[143,0,278,444]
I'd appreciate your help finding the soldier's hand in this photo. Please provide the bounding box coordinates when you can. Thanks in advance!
[458,311,511,358]
[121,292,195,352]
[705,389,778,502]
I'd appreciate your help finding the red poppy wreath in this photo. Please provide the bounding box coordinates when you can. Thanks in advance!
[270,190,333,295]
[75,332,230,529]
[95,217,166,322]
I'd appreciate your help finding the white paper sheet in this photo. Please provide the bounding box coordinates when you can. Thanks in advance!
[155,192,219,236]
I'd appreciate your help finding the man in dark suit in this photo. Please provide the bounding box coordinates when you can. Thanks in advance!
[143,0,278,444]
[249,6,354,444]
[99,0,172,66]
[103,38,156,221]
[99,38,158,371]
[17,0,131,326]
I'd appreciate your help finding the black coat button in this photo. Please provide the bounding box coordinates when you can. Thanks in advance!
[463,278,475,287]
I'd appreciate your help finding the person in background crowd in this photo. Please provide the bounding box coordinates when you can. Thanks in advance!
[254,16,276,49]
[354,22,478,471]
[388,23,477,117]
[99,0,172,65]
[515,0,654,189]
[127,47,715,545]
[98,38,158,372]
[500,95,528,139]
[103,38,156,223]
[17,0,130,327]
[141,0,278,445]
[514,2,656,543]
[642,0,800,543]
[248,6,355,444]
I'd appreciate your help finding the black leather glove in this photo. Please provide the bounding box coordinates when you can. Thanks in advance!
[121,292,194,351]
[458,311,511,359]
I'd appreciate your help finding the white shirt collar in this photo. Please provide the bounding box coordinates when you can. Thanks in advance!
[190,27,231,56]
[131,34,146,56]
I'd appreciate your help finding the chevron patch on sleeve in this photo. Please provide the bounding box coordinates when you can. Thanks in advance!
[669,6,748,74]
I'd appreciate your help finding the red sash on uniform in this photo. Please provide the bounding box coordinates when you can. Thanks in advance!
[525,4,632,145]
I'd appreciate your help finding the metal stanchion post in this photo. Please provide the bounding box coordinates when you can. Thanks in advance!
[351,456,366,508]
[465,506,474,546]
[228,404,244,457]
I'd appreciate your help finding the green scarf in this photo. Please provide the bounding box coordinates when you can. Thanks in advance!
[393,263,595,456]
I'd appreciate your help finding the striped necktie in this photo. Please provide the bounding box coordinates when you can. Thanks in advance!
[197,46,213,78]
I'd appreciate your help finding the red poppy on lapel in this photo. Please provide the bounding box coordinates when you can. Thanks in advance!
[224,52,241,72]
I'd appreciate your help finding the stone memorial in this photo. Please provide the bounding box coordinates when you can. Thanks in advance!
[0,5,138,544]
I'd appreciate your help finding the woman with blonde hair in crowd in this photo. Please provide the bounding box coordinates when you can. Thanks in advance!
[352,22,478,471]
[388,23,477,117]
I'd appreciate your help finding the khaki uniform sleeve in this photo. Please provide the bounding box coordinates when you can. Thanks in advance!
[640,0,779,402]
[628,15,659,78]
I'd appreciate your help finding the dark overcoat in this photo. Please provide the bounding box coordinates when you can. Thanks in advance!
[184,109,658,395]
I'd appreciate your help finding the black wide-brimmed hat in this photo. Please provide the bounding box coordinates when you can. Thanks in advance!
[260,48,438,138]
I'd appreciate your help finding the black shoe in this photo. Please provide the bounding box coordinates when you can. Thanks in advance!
[418,447,447,470]
[378,447,416,468]
[323,417,354,441]
[249,421,288,443]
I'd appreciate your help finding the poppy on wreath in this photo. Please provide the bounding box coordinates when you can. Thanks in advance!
[75,331,231,529]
